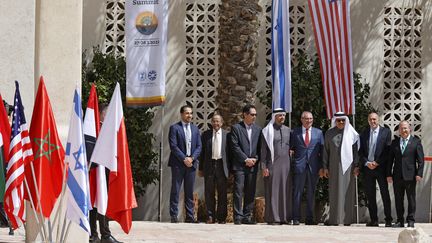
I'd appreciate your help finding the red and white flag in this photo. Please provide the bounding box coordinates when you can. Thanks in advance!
[308,0,355,118]
[83,83,108,215]
[4,82,34,229]
[90,83,137,233]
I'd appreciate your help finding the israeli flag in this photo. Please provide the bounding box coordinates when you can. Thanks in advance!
[271,0,292,112]
[65,88,91,233]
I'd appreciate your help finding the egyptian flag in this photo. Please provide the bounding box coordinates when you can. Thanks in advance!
[25,76,66,218]
[90,83,137,233]
[83,83,108,214]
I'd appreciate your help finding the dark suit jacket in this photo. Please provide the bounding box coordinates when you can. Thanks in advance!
[199,129,230,178]
[387,136,424,181]
[290,127,324,175]
[230,121,261,172]
[168,121,202,169]
[358,126,392,173]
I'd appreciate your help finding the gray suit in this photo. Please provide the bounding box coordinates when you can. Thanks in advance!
[199,129,230,222]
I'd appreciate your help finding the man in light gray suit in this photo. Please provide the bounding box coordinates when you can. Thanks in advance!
[290,111,324,225]
[198,114,230,224]
[230,104,262,225]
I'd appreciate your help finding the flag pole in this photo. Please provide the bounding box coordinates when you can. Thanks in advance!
[23,178,46,241]
[158,106,164,222]
[352,115,359,224]
[29,162,49,240]
[53,162,69,241]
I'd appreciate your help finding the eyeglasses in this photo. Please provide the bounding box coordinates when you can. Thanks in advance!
[336,119,345,123]
[248,113,257,117]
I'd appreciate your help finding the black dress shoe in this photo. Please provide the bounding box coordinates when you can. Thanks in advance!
[385,221,392,227]
[89,234,100,243]
[101,235,122,243]
[171,216,178,223]
[366,221,379,227]
[185,217,199,223]
[292,220,300,225]
[234,219,242,225]
[241,218,257,225]
[392,222,404,228]
[206,216,215,224]
[218,220,226,224]
[305,220,317,225]
[407,222,415,228]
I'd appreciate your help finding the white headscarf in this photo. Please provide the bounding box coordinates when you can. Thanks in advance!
[331,112,360,174]
[262,108,286,163]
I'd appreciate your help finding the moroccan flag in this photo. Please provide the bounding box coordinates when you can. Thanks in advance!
[4,82,34,229]
[90,83,137,233]
[271,0,292,112]
[308,0,355,118]
[0,93,11,203]
[83,84,108,214]
[25,76,66,218]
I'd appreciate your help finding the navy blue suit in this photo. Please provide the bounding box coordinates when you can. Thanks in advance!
[168,121,202,220]
[290,127,324,222]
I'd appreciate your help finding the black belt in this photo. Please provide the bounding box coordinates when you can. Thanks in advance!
[211,159,223,162]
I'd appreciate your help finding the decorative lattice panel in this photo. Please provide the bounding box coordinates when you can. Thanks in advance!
[185,2,219,130]
[263,3,307,120]
[383,7,422,137]
[104,0,126,56]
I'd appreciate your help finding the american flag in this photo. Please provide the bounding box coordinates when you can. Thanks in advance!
[4,81,34,229]
[308,0,355,118]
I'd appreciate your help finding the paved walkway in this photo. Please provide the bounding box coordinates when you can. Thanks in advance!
[1,222,432,242]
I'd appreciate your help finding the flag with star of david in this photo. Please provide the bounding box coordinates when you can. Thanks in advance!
[65,88,91,233]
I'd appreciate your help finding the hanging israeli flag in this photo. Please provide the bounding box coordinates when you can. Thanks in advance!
[271,0,292,112]
[65,88,91,233]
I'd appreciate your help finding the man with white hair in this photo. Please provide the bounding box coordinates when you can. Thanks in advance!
[322,112,360,225]
[261,108,292,225]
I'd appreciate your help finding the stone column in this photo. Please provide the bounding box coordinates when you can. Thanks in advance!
[25,0,84,242]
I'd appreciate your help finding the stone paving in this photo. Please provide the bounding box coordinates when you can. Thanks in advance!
[1,222,432,242]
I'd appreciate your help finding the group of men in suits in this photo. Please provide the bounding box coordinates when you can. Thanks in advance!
[167,105,425,228]
[333,112,424,227]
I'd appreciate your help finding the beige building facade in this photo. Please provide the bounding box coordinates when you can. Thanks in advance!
[0,1,431,239]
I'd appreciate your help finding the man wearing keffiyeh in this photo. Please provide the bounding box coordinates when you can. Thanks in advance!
[322,112,360,225]
[261,108,292,225]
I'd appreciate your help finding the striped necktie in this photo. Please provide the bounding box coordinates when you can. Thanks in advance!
[401,138,407,153]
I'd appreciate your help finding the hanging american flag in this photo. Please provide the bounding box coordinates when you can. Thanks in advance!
[271,0,292,112]
[4,81,34,229]
[308,0,355,118]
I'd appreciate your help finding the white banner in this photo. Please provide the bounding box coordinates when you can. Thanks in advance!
[126,0,167,107]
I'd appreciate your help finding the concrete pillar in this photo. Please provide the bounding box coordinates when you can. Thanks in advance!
[25,0,85,242]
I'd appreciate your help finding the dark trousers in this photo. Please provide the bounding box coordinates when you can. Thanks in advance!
[393,178,416,223]
[90,208,111,237]
[204,159,228,221]
[233,170,257,220]
[170,166,196,220]
[292,166,318,221]
[363,168,392,222]
[89,167,111,238]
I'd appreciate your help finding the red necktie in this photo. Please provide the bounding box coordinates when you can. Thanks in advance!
[305,128,310,147]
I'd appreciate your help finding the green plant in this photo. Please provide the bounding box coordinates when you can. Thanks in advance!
[258,52,373,205]
[82,47,159,197]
